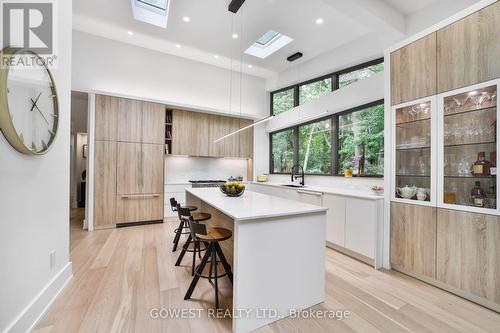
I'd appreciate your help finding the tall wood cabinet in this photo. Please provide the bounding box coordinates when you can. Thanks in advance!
[437,1,500,93]
[436,209,500,311]
[389,2,500,313]
[93,94,165,229]
[390,33,437,106]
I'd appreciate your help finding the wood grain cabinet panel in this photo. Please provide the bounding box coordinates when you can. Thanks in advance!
[141,144,164,194]
[116,194,164,224]
[390,33,437,106]
[93,141,117,229]
[436,209,500,306]
[238,119,254,158]
[172,110,209,156]
[117,98,142,143]
[141,102,165,144]
[116,142,141,195]
[390,202,436,278]
[95,95,118,141]
[437,2,500,93]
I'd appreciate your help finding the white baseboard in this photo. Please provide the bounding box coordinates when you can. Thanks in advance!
[3,262,73,333]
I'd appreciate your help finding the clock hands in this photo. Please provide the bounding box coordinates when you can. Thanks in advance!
[30,92,43,112]
[31,100,51,127]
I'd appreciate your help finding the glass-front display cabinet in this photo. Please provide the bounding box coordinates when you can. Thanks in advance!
[438,79,500,215]
[392,97,436,206]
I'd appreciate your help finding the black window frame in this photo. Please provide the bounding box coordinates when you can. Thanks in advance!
[270,58,384,116]
[269,99,385,178]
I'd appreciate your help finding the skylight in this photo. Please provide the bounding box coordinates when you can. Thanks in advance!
[137,0,168,11]
[131,0,171,28]
[245,30,293,59]
[256,30,280,46]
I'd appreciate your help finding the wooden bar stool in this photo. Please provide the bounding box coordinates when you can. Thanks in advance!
[175,205,212,275]
[183,215,233,310]
[170,198,198,252]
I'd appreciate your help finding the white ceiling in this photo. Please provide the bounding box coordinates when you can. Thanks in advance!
[381,0,440,16]
[72,0,447,78]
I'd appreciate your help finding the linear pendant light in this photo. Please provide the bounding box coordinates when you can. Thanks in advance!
[214,114,275,143]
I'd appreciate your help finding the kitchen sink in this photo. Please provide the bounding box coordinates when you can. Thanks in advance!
[281,184,306,188]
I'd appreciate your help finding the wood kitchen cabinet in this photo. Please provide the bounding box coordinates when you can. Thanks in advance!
[436,208,500,310]
[117,98,142,143]
[390,202,436,279]
[437,2,500,93]
[172,110,209,156]
[173,110,253,158]
[93,95,165,228]
[390,33,437,106]
[238,119,254,158]
[93,141,117,229]
[95,95,118,141]
[142,102,166,144]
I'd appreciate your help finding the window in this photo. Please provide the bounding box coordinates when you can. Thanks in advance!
[271,129,295,173]
[269,100,384,177]
[272,88,295,115]
[338,103,384,176]
[299,119,332,174]
[299,78,332,105]
[338,63,384,88]
[270,58,383,116]
[256,31,280,46]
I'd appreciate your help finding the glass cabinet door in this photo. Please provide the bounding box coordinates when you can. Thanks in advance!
[393,98,435,204]
[439,80,498,213]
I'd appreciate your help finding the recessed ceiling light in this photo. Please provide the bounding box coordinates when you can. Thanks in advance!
[232,33,238,39]
[247,64,252,68]
[316,18,324,25]
[175,44,181,48]
[214,54,220,59]
[183,16,190,22]
[127,30,134,36]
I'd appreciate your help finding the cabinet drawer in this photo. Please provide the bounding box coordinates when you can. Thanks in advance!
[296,189,323,206]
[116,193,164,223]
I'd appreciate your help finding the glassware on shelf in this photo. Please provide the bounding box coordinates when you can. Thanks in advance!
[395,101,432,202]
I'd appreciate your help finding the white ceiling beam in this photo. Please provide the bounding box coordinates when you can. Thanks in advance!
[321,0,406,39]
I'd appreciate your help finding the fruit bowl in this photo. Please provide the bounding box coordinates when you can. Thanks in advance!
[220,181,246,197]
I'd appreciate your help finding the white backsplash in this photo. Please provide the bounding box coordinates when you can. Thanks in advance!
[267,174,384,192]
[165,156,248,184]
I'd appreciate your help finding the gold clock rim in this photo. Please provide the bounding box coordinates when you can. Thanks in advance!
[0,47,59,155]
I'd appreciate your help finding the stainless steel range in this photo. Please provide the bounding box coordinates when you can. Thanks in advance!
[189,180,226,188]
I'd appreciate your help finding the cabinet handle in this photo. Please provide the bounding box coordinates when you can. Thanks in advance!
[121,194,160,199]
[297,190,323,196]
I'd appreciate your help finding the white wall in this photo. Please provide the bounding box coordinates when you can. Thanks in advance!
[266,34,389,92]
[164,156,248,184]
[72,31,268,118]
[0,0,73,332]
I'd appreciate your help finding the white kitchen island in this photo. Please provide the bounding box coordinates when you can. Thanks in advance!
[185,188,327,333]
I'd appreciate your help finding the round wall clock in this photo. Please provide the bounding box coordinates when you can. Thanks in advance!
[0,48,59,155]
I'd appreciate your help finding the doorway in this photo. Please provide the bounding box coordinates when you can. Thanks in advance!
[70,91,89,237]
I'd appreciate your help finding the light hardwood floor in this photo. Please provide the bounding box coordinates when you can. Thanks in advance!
[35,209,500,333]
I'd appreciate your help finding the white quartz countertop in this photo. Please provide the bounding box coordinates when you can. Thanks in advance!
[186,188,327,221]
[251,181,384,200]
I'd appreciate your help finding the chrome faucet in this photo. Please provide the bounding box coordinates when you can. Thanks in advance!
[291,164,305,186]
